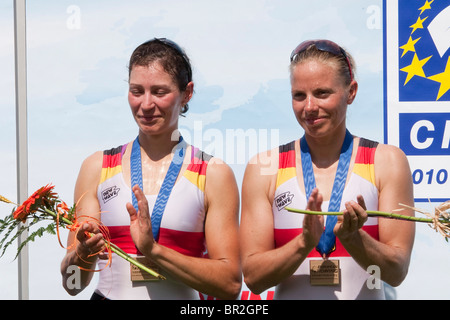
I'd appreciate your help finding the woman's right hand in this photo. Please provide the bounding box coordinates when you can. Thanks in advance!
[75,221,105,260]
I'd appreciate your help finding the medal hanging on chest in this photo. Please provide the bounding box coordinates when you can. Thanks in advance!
[301,130,353,286]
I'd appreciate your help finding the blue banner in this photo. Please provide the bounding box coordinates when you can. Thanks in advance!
[399,112,450,155]
[398,0,450,101]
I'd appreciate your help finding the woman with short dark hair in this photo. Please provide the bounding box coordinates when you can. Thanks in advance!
[61,38,241,300]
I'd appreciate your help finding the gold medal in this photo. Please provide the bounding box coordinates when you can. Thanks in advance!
[130,257,162,282]
[309,259,340,286]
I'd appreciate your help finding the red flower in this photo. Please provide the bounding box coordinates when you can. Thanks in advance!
[13,184,57,222]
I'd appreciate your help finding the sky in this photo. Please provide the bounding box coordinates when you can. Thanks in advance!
[0,0,449,300]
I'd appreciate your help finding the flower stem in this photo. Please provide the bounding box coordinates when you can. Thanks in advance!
[284,207,442,224]
[42,208,165,280]
[107,242,166,280]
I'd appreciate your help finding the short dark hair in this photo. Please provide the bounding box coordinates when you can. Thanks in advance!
[128,38,193,114]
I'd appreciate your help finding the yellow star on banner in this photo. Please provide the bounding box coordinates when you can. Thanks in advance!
[418,0,434,15]
[399,36,421,57]
[410,16,428,34]
[428,56,450,100]
[400,53,432,85]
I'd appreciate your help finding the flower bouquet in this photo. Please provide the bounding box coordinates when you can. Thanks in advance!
[285,201,450,241]
[0,184,165,279]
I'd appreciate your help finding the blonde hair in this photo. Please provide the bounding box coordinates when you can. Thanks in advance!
[290,42,356,86]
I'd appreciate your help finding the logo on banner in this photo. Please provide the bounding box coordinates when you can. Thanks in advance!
[398,0,450,101]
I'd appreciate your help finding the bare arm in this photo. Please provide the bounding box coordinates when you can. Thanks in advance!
[60,151,104,295]
[127,158,242,299]
[335,144,415,286]
[240,151,324,294]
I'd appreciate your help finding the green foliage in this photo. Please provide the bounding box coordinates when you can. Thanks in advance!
[0,203,72,260]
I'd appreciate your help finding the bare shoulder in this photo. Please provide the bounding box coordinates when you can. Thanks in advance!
[242,146,280,206]
[75,151,103,198]
[374,143,409,167]
[206,156,232,171]
[245,146,279,180]
[204,156,239,194]
[78,151,103,180]
[203,156,239,221]
[374,143,412,189]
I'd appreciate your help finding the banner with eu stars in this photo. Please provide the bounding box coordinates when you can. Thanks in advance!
[398,0,450,101]
[384,0,450,202]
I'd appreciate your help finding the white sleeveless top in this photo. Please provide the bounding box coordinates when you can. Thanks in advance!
[94,143,211,300]
[272,137,386,300]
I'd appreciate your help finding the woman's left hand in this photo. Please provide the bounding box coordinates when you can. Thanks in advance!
[126,185,155,256]
[334,195,368,240]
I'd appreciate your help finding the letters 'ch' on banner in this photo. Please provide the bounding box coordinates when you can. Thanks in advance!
[384,0,450,202]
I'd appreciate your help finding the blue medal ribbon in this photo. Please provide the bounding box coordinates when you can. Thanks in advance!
[300,130,353,256]
[130,136,186,241]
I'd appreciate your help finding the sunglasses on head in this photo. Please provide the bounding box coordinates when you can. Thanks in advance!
[151,37,193,82]
[290,40,353,81]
